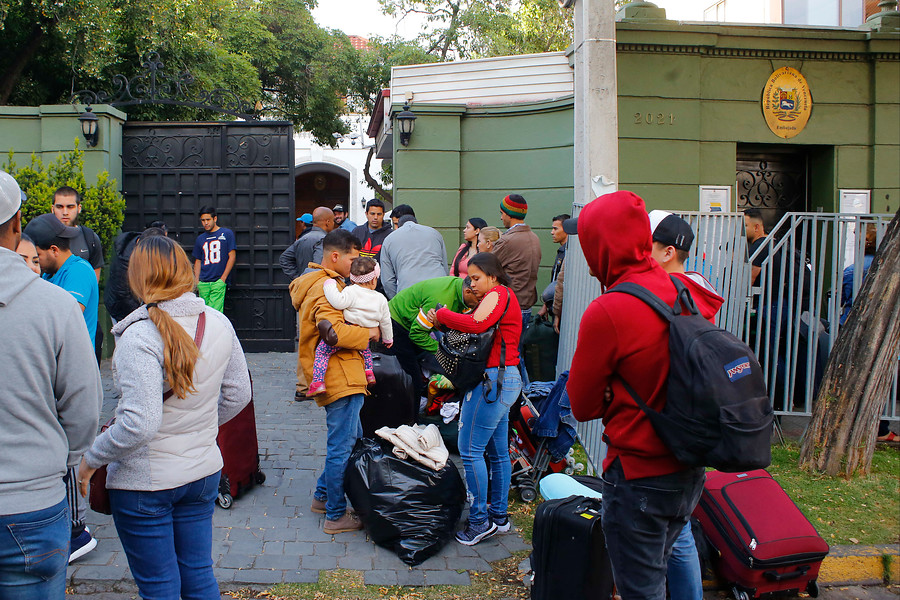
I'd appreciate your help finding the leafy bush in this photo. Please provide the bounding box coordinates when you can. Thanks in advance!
[3,141,125,260]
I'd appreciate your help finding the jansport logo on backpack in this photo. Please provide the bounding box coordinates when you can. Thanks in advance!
[724,357,752,382]
[611,276,773,472]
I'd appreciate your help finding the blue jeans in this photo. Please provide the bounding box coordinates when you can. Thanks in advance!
[600,459,705,600]
[314,394,364,521]
[0,499,69,599]
[667,520,703,600]
[109,472,220,600]
[458,366,522,525]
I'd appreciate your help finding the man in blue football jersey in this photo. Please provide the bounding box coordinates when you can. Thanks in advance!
[192,206,236,312]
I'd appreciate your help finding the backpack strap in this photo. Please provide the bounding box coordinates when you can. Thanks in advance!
[619,376,658,417]
[162,311,206,401]
[608,275,699,321]
[485,288,512,403]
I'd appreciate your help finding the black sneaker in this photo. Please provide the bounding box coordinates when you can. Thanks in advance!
[492,515,511,533]
[455,520,498,546]
[69,528,97,563]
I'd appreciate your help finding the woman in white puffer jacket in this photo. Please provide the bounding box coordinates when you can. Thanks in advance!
[78,235,251,599]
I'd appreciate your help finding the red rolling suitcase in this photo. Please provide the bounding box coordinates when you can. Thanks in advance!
[693,469,829,600]
[216,397,265,509]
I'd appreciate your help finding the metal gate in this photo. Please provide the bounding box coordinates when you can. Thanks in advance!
[561,209,898,474]
[121,121,296,351]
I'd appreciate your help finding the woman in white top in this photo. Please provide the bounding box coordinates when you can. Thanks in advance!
[78,235,251,599]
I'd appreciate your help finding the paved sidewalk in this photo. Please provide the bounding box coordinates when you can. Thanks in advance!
[68,352,530,591]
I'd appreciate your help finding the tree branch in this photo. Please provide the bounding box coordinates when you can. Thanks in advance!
[363,145,392,204]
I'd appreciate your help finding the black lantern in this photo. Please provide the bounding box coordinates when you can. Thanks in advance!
[78,106,99,147]
[396,104,416,147]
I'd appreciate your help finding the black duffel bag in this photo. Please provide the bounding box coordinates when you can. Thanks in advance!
[434,291,510,392]
[344,438,465,566]
[360,352,417,438]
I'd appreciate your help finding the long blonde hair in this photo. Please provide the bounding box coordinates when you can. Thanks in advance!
[128,236,200,399]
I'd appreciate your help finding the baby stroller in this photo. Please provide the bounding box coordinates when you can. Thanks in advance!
[509,372,582,502]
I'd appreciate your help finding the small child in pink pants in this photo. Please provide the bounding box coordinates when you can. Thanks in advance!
[309,257,393,396]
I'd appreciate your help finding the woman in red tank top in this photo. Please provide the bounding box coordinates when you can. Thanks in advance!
[432,253,522,546]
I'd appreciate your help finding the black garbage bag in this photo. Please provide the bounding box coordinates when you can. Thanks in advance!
[345,437,465,566]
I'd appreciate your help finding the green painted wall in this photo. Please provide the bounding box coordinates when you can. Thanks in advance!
[393,99,575,300]
[0,105,126,187]
[390,20,899,303]
[615,21,900,213]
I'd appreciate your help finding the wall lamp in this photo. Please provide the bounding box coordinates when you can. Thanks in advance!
[78,106,99,147]
[396,104,416,147]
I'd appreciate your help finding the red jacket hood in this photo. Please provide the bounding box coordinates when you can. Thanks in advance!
[578,191,656,288]
[675,272,725,322]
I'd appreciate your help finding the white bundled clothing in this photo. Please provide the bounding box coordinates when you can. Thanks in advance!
[440,401,460,424]
[375,424,449,471]
[323,278,393,344]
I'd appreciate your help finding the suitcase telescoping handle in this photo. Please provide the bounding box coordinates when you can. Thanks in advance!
[763,565,809,582]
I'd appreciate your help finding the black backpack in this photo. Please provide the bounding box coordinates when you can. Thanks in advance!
[610,276,773,472]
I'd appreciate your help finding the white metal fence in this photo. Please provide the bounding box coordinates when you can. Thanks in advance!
[561,210,899,473]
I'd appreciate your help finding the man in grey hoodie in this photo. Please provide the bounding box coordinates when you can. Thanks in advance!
[0,170,102,597]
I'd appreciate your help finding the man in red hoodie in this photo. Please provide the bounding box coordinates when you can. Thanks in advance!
[567,191,706,600]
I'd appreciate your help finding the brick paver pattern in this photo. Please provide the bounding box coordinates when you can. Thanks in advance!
[67,353,531,588]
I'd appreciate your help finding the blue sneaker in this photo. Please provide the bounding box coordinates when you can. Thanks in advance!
[69,527,97,563]
[455,519,498,546]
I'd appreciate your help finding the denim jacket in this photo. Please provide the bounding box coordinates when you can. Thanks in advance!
[530,371,579,461]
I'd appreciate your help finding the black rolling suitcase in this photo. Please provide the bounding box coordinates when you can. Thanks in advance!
[360,352,417,438]
[530,495,615,600]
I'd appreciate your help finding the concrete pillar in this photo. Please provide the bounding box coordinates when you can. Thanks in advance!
[558,0,620,374]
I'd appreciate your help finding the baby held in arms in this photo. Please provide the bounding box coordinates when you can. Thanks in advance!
[309,257,393,395]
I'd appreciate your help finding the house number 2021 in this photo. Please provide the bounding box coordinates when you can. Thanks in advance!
[634,113,676,125]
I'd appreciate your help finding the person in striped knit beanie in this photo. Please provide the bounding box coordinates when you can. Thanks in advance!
[493,193,541,385]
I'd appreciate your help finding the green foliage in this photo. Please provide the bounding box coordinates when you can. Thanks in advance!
[0,0,363,145]
[345,35,437,115]
[378,0,573,60]
[2,142,125,259]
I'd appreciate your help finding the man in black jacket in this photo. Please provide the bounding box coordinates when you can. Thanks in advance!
[351,199,392,263]
[103,223,167,323]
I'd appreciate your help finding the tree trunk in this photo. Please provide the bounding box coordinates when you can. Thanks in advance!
[0,24,46,105]
[363,146,392,205]
[799,208,900,476]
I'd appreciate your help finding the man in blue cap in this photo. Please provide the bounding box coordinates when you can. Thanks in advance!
[296,213,313,239]
[280,207,335,282]
[280,207,336,400]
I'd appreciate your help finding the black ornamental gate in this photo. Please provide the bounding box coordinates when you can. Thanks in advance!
[121,121,296,351]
